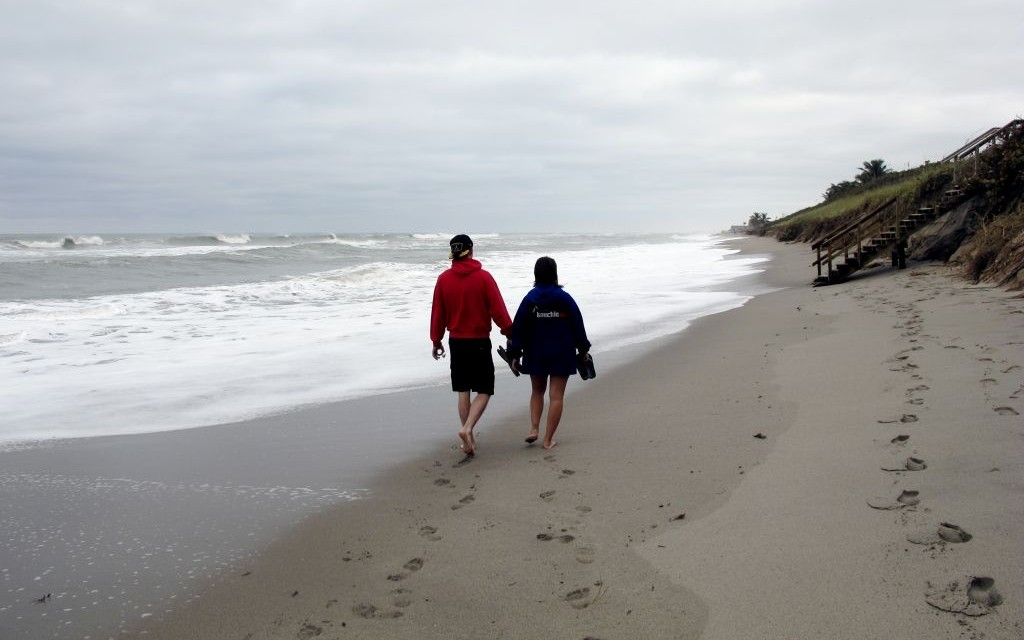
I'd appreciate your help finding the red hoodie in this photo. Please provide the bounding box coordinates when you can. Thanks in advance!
[430,258,513,342]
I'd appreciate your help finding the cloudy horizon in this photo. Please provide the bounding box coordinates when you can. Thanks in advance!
[2,0,1021,235]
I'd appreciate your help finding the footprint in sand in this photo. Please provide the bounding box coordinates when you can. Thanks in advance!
[994,406,1019,415]
[576,505,593,514]
[386,558,422,581]
[908,522,972,545]
[403,558,424,573]
[878,414,917,424]
[881,457,927,472]
[543,455,557,462]
[451,494,475,510]
[352,603,377,618]
[536,533,554,541]
[925,576,1003,616]
[418,525,443,541]
[558,534,576,543]
[539,490,556,502]
[565,587,592,609]
[907,398,924,405]
[905,457,927,471]
[890,435,910,445]
[391,588,413,608]
[867,490,920,510]
[353,602,404,619]
[980,378,998,388]
[575,546,596,564]
[297,622,323,639]
[559,469,576,479]
[433,478,451,487]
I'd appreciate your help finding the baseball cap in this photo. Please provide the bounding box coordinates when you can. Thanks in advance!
[448,234,473,260]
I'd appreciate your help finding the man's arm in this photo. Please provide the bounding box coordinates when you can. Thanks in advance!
[484,273,513,335]
[430,277,447,359]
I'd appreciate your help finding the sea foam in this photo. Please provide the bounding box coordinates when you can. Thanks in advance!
[0,233,768,445]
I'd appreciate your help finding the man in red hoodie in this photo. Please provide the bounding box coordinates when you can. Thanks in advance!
[431,234,513,456]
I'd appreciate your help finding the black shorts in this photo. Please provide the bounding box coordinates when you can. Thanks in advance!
[449,338,495,395]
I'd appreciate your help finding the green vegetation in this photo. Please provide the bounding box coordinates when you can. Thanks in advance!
[771,163,955,242]
[964,203,1024,282]
[856,158,891,183]
[761,119,1023,287]
[747,211,770,235]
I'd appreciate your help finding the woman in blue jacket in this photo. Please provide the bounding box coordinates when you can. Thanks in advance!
[508,257,591,449]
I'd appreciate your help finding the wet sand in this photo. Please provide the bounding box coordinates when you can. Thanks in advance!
[7,237,1023,639]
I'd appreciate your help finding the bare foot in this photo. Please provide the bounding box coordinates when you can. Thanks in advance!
[459,430,475,456]
[525,429,539,444]
[542,440,558,450]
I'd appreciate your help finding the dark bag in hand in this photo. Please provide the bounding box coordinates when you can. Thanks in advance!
[496,345,520,377]
[577,353,596,380]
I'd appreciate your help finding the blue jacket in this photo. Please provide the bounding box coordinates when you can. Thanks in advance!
[508,285,590,377]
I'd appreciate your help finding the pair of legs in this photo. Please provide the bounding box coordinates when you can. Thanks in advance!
[457,391,490,456]
[448,338,495,457]
[525,374,568,450]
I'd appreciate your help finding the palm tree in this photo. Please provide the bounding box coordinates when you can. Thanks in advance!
[856,159,890,183]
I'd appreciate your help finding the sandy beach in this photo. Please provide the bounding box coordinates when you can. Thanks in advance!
[8,237,1023,639]
[126,236,1022,639]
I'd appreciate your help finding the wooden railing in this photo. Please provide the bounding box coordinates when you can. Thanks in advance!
[811,196,899,282]
[941,127,1002,163]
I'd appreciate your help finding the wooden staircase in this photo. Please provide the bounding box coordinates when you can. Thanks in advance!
[810,118,1023,286]
[811,187,966,286]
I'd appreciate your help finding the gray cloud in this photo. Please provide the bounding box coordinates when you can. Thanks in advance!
[2,0,1022,233]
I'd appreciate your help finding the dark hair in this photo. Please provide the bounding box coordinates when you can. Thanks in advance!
[449,234,473,260]
[533,256,560,287]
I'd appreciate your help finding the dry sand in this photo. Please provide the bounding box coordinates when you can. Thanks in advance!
[139,237,1023,640]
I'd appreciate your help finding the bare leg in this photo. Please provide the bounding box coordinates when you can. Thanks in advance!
[457,391,471,426]
[543,376,568,449]
[458,392,490,455]
[526,375,547,443]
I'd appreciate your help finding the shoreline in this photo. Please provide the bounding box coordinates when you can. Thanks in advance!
[6,236,1021,639]
[133,235,802,639]
[140,236,1022,639]
[0,236,770,640]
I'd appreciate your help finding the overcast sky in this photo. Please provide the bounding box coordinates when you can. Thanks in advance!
[1,0,1021,234]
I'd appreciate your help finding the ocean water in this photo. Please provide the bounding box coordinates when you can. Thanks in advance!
[0,232,767,446]
[1,231,769,639]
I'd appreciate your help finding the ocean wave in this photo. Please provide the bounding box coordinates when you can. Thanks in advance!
[410,232,500,241]
[410,233,452,240]
[166,234,253,246]
[320,262,406,286]
[215,233,251,245]
[0,234,767,448]
[68,235,105,247]
[319,237,384,248]
[12,235,107,249]
[0,331,27,347]
[3,302,125,324]
[14,238,66,249]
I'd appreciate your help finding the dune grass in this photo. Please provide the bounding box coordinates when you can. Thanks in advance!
[771,163,956,241]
